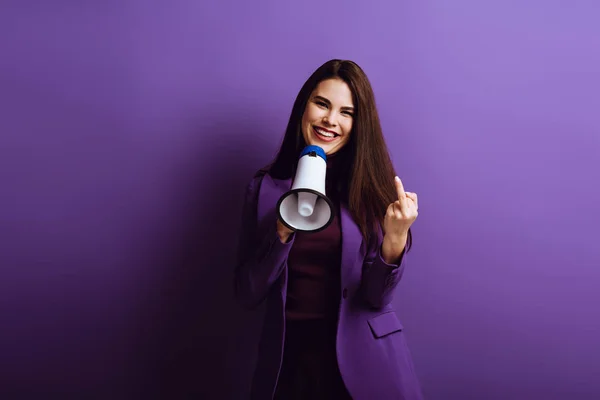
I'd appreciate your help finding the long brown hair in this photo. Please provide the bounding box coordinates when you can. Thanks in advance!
[265,59,412,250]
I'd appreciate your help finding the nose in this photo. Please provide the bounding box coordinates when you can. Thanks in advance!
[323,111,338,126]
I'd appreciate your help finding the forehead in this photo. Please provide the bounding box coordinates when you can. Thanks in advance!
[313,78,354,106]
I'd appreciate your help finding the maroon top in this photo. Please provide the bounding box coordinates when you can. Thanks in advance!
[285,150,348,321]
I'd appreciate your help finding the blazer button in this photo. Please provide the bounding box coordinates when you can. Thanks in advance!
[342,288,348,299]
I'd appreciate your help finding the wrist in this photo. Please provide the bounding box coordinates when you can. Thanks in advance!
[381,233,407,264]
[382,232,407,249]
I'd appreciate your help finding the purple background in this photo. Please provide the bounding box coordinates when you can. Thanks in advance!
[2,1,599,399]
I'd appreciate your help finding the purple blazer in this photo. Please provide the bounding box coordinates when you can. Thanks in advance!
[235,172,424,400]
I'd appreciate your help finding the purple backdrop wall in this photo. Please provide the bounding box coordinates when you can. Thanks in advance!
[2,1,599,399]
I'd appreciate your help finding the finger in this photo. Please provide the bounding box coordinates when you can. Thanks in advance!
[405,196,416,211]
[393,200,404,217]
[386,202,395,216]
[394,176,406,199]
[394,176,407,211]
[392,204,402,220]
[406,192,418,209]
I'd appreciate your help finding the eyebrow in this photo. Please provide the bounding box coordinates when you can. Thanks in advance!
[313,95,354,111]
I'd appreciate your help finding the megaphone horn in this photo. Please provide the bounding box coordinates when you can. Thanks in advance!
[276,145,335,233]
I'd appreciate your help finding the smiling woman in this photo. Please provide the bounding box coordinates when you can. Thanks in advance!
[234,59,422,400]
[301,79,354,155]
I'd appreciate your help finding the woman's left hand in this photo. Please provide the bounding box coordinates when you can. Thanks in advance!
[383,176,418,245]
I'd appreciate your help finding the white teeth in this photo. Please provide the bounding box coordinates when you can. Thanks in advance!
[315,127,335,137]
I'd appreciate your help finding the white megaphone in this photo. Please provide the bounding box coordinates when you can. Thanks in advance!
[276,145,334,233]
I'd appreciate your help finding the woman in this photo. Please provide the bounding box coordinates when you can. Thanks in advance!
[234,59,423,400]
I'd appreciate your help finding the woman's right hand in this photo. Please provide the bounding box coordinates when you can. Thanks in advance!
[276,219,295,243]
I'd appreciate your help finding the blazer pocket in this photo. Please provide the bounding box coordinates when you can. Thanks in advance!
[368,311,403,338]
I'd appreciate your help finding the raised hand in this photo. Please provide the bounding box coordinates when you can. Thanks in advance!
[382,176,418,262]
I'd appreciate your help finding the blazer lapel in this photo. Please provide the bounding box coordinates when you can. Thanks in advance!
[339,206,364,285]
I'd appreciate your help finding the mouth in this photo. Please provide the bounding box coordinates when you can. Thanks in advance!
[312,126,340,142]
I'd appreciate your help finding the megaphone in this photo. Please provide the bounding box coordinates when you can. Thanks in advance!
[276,145,334,233]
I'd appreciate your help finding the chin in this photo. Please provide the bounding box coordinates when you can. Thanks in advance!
[303,129,347,154]
[306,137,337,153]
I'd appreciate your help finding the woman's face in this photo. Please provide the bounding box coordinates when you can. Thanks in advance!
[301,78,354,155]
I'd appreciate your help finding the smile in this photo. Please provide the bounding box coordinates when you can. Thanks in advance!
[313,126,339,142]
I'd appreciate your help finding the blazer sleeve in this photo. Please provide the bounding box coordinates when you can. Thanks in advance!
[359,227,407,309]
[233,173,295,310]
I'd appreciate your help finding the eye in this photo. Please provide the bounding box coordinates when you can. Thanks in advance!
[315,100,328,108]
[342,111,354,117]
